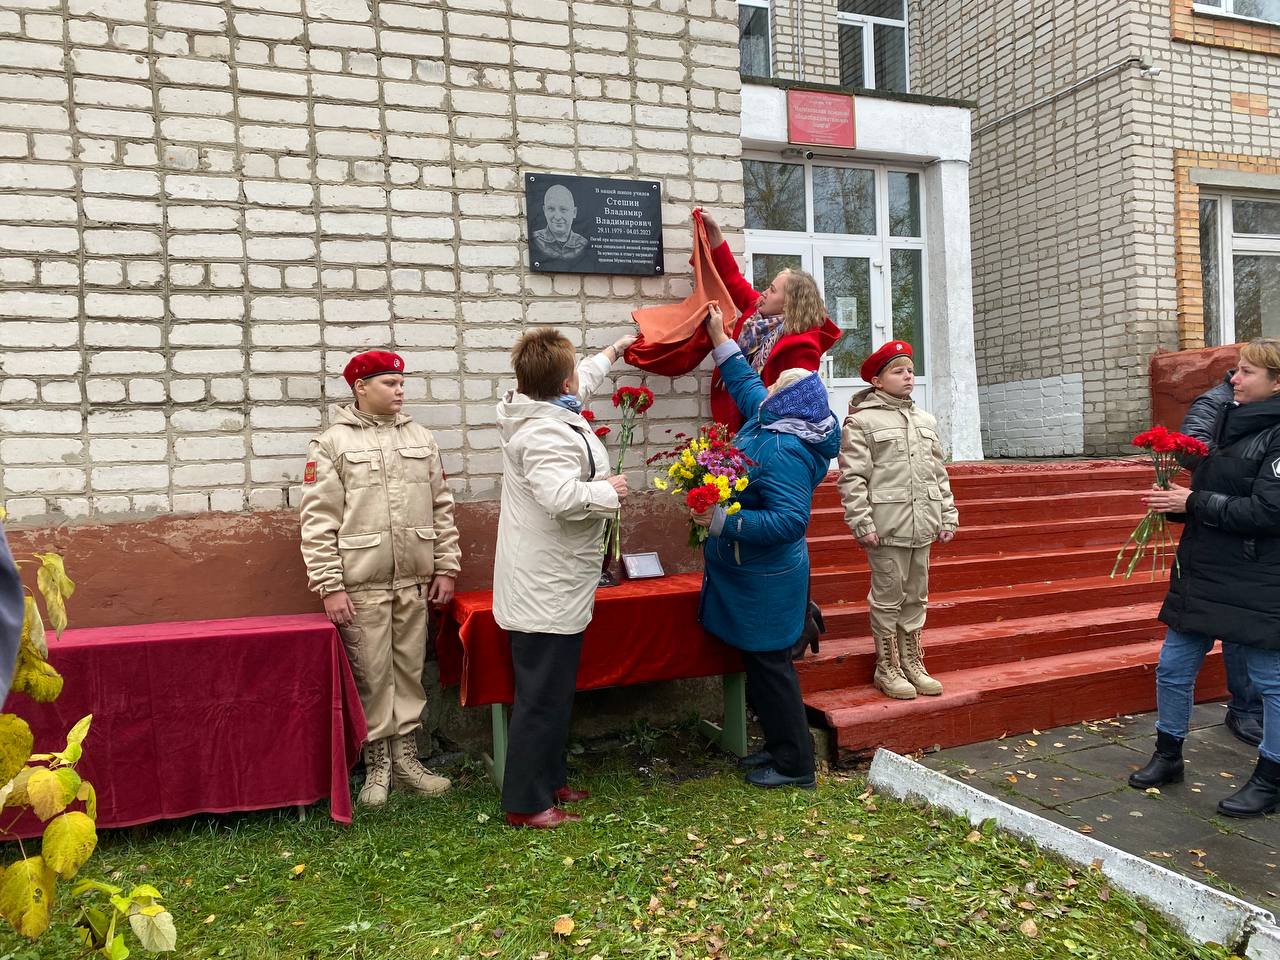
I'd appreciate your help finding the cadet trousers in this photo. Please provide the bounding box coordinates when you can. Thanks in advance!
[338,584,428,742]
[867,544,931,639]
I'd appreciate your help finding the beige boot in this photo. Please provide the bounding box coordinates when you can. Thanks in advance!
[357,738,392,806]
[873,635,917,700]
[390,732,451,797]
[898,628,943,696]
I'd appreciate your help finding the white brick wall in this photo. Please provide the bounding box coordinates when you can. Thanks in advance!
[979,373,1085,458]
[0,0,743,522]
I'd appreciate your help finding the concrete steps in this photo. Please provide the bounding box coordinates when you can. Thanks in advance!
[799,460,1224,765]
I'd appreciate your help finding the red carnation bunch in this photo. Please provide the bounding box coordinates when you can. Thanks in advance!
[612,385,654,414]
[599,383,655,560]
[1112,425,1204,580]
[685,484,721,513]
[581,408,610,440]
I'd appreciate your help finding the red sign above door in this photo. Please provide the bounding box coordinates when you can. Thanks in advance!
[786,90,856,149]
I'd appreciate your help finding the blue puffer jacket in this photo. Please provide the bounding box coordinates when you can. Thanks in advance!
[698,348,840,652]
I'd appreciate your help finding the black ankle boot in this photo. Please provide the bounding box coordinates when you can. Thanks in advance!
[789,601,825,660]
[1217,755,1280,818]
[1128,730,1185,789]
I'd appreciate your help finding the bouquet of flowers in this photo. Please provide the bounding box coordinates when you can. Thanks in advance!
[1111,425,1208,580]
[648,423,753,547]
[601,385,654,559]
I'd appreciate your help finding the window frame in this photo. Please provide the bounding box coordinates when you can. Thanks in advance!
[737,0,772,80]
[1192,1,1280,28]
[742,151,929,387]
[1200,191,1280,345]
[835,1,910,93]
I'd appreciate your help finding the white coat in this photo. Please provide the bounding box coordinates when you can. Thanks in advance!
[492,353,621,634]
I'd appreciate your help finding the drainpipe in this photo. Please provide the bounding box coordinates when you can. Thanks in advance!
[972,56,1152,139]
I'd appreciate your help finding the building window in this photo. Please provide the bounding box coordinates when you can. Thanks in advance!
[1200,194,1280,345]
[742,155,928,388]
[836,0,908,93]
[1193,0,1280,26]
[738,0,771,79]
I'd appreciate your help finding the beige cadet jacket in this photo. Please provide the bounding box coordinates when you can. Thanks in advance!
[836,387,959,548]
[299,403,462,596]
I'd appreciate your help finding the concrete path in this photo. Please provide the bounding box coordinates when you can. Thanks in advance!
[919,702,1280,909]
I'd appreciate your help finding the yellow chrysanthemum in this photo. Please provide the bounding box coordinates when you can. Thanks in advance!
[653,478,669,491]
[702,472,715,486]
[668,464,679,477]
[734,476,749,492]
[725,502,742,515]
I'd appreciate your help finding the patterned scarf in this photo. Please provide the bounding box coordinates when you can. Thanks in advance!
[737,314,784,373]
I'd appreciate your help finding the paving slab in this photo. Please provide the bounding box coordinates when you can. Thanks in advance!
[923,707,1280,910]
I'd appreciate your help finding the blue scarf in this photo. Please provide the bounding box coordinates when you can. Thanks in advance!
[550,393,583,415]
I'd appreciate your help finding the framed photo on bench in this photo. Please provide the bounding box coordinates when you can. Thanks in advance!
[621,551,664,580]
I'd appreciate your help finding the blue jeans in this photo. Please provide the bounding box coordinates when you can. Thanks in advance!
[1155,628,1280,763]
[1222,641,1264,722]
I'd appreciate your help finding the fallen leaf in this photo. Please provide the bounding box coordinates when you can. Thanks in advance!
[1144,787,1161,795]
[856,886,871,896]
[553,916,575,937]
[1077,825,1094,834]
[290,864,305,877]
[1220,772,1235,779]
[965,830,982,844]
[1017,901,1035,910]
[1006,775,1018,784]
[1099,886,1111,902]
[202,915,215,924]
[1019,918,1038,938]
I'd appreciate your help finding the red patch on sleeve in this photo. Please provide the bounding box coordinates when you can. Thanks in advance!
[304,461,317,484]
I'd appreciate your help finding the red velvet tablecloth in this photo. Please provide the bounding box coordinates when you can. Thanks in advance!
[2,614,366,837]
[436,573,743,706]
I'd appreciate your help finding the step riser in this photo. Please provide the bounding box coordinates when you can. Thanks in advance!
[808,495,1145,533]
[827,658,1226,764]
[820,581,1168,635]
[811,473,1153,507]
[808,523,1157,565]
[796,621,1166,693]
[810,550,1129,598]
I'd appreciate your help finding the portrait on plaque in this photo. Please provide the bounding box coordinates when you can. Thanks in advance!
[525,173,664,276]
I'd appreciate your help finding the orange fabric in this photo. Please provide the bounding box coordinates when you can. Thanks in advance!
[623,209,736,374]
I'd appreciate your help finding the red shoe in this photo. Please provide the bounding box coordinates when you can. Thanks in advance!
[554,786,590,805]
[504,806,582,829]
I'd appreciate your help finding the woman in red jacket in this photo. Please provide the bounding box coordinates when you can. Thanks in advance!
[700,211,841,434]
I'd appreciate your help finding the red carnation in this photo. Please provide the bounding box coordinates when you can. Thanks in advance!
[581,410,596,423]
[686,484,721,513]
[594,426,611,439]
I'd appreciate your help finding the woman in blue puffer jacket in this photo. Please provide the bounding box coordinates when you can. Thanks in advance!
[691,305,840,790]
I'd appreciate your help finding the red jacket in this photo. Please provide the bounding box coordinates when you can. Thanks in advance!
[709,241,841,433]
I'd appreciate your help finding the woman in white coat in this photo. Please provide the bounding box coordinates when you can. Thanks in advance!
[494,327,635,829]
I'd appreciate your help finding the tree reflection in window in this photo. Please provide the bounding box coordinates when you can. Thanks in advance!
[743,159,806,232]
[813,166,875,236]
[891,248,925,375]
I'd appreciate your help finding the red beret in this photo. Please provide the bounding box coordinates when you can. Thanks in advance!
[860,340,913,383]
[343,350,406,387]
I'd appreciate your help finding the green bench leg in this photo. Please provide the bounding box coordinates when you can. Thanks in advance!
[484,703,509,793]
[697,671,748,757]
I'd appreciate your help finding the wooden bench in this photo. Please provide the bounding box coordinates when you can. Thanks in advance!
[436,573,747,791]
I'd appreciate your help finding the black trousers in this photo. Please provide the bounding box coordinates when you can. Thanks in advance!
[741,647,814,777]
[501,630,583,814]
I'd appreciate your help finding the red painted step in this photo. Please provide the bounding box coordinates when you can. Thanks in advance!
[806,640,1226,764]
[796,603,1166,693]
[810,545,1134,599]
[800,460,1187,765]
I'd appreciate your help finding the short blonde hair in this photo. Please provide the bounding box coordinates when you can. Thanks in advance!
[511,327,575,399]
[878,356,913,376]
[1240,337,1280,377]
[781,270,826,335]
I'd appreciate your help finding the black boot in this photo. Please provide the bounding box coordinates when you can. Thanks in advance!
[790,602,824,660]
[1128,730,1185,789]
[1217,755,1280,818]
[1225,711,1264,748]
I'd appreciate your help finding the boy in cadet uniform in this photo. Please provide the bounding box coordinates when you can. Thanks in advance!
[299,350,462,806]
[837,341,959,700]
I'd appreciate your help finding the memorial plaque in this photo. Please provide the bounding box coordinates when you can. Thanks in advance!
[525,173,664,275]
[786,89,856,149]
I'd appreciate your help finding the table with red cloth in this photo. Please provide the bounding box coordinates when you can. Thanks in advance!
[2,614,367,838]
[435,573,746,789]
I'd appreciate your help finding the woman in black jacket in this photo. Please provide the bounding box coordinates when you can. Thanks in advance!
[1129,338,1280,817]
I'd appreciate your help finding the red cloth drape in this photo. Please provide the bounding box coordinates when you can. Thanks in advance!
[1,614,366,838]
[436,574,743,706]
[623,209,737,376]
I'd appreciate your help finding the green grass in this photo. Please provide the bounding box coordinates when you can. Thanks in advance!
[0,734,1239,960]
